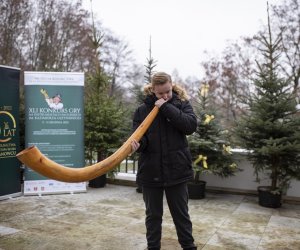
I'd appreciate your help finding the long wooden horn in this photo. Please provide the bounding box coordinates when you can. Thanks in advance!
[16,106,159,183]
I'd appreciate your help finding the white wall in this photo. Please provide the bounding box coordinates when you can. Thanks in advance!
[199,151,300,198]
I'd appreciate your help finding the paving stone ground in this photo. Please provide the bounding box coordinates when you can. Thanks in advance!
[1,184,300,250]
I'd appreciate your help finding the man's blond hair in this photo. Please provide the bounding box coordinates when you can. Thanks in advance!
[151,72,172,86]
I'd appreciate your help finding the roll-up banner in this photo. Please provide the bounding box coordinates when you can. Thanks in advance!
[0,65,22,200]
[23,71,86,195]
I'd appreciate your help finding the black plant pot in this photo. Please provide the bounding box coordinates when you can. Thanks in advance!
[258,186,282,208]
[136,185,143,193]
[89,174,107,188]
[187,181,206,199]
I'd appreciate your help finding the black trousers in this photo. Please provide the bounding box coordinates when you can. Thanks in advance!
[142,182,196,250]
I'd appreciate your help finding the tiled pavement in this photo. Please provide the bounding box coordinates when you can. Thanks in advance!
[0,185,300,250]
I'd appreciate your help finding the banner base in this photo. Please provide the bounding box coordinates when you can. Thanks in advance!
[23,180,87,195]
[0,192,22,201]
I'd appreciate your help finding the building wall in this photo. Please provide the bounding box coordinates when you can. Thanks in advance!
[199,151,300,199]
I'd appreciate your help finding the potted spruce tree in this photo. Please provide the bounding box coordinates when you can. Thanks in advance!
[188,83,239,199]
[236,16,300,208]
[85,72,127,188]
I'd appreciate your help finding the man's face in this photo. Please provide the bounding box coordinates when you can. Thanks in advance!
[53,96,61,104]
[152,81,173,101]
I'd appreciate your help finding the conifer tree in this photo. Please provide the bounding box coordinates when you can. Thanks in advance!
[131,36,157,105]
[236,9,300,192]
[144,36,157,84]
[84,6,127,167]
[189,83,238,182]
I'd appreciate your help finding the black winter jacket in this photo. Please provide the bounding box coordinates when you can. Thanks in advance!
[133,89,197,187]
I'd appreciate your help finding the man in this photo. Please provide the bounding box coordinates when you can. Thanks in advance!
[46,94,63,110]
[131,72,197,250]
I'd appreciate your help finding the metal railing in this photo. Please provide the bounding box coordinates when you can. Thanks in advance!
[117,153,138,174]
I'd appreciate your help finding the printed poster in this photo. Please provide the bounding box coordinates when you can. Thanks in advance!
[23,71,86,195]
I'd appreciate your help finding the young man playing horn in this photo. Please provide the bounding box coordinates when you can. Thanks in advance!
[131,72,197,250]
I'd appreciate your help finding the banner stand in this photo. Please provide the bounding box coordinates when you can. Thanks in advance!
[23,71,86,195]
[0,65,22,200]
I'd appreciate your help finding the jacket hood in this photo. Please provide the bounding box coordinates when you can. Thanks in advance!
[143,84,190,101]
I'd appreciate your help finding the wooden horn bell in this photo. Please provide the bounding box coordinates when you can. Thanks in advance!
[17,106,159,183]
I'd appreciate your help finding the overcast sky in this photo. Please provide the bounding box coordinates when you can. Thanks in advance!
[82,0,283,79]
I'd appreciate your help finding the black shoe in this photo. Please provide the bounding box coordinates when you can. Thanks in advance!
[136,187,143,193]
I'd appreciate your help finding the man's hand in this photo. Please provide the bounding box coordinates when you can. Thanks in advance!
[131,139,140,154]
[155,98,167,108]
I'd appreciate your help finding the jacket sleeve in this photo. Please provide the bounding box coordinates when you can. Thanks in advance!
[132,107,148,152]
[159,100,197,135]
